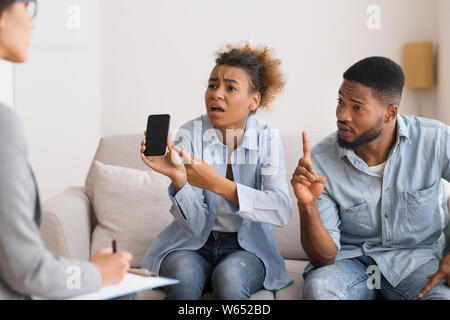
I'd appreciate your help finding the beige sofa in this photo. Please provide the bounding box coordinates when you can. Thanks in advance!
[40,133,450,300]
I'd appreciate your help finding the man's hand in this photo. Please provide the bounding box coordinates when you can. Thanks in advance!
[418,254,450,298]
[89,247,133,286]
[291,132,327,205]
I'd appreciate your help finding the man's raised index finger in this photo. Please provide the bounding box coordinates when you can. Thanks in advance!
[302,131,311,160]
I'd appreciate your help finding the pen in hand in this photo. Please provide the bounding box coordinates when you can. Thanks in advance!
[112,240,153,276]
[112,239,117,253]
[90,240,134,286]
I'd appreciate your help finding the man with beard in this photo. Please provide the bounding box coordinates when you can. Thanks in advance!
[291,56,450,300]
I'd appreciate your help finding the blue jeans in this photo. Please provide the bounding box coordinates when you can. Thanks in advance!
[159,231,266,300]
[303,255,450,300]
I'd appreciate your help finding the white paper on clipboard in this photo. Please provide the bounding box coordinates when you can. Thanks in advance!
[66,274,178,300]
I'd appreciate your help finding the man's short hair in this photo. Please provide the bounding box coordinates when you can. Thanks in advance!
[343,56,405,106]
[0,0,14,16]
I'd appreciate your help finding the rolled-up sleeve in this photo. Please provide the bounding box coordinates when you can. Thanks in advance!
[165,123,209,237]
[316,190,341,251]
[167,183,209,237]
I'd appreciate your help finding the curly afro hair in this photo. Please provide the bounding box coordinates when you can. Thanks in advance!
[215,42,285,112]
[343,56,405,106]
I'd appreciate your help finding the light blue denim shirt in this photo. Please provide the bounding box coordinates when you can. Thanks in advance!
[305,114,450,287]
[141,115,293,291]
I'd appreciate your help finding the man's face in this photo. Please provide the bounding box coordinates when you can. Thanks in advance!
[336,80,386,149]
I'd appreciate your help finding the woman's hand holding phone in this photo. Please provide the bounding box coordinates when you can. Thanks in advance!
[140,131,187,191]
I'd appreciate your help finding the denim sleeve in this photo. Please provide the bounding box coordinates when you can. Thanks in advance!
[167,183,209,237]
[441,124,450,182]
[165,123,209,237]
[225,130,293,227]
[316,189,341,251]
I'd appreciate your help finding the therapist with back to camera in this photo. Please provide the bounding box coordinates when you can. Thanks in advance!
[0,0,133,300]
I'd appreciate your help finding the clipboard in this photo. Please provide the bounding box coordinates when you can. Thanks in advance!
[66,273,178,300]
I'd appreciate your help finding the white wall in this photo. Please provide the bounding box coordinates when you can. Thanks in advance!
[13,0,101,201]
[436,0,450,125]
[99,0,437,140]
[10,0,445,201]
[0,60,13,107]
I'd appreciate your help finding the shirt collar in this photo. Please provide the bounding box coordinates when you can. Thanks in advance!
[396,114,411,144]
[338,115,411,160]
[202,114,259,151]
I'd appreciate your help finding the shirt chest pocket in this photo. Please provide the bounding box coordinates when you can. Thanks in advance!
[400,180,440,233]
[340,202,375,236]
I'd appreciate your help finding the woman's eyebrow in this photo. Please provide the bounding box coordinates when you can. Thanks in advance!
[224,79,240,85]
[208,77,240,85]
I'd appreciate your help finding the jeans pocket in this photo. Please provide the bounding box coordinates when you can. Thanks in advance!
[401,180,440,233]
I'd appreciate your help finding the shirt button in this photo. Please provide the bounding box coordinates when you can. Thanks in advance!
[384,187,389,191]
[385,213,389,218]
[386,240,391,244]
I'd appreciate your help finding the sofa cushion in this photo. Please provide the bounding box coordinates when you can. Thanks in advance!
[272,135,305,260]
[274,259,309,300]
[85,135,149,204]
[273,134,325,260]
[90,161,173,267]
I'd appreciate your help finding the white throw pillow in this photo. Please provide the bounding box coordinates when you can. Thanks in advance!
[90,161,173,267]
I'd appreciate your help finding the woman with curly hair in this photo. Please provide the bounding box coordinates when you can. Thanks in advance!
[140,43,292,300]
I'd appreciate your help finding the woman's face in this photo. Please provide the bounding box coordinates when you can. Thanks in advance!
[205,65,260,131]
[0,2,35,63]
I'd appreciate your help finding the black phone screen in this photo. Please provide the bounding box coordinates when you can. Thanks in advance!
[144,114,170,156]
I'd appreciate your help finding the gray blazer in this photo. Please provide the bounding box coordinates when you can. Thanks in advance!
[0,103,101,299]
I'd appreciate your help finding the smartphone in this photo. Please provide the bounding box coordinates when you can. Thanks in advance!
[144,114,170,156]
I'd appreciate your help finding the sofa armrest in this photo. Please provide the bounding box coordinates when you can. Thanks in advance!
[41,187,92,260]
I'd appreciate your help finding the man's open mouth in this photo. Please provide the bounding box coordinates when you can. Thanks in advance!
[337,123,354,137]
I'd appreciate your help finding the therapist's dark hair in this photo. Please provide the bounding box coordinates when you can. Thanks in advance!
[215,42,285,113]
[0,0,14,16]
[343,56,405,107]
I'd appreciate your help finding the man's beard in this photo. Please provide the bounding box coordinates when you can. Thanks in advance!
[337,118,383,150]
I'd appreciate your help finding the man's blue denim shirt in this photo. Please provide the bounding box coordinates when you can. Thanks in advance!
[141,115,293,291]
[305,114,450,287]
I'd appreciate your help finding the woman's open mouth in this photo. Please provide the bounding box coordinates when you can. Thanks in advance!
[209,105,225,115]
